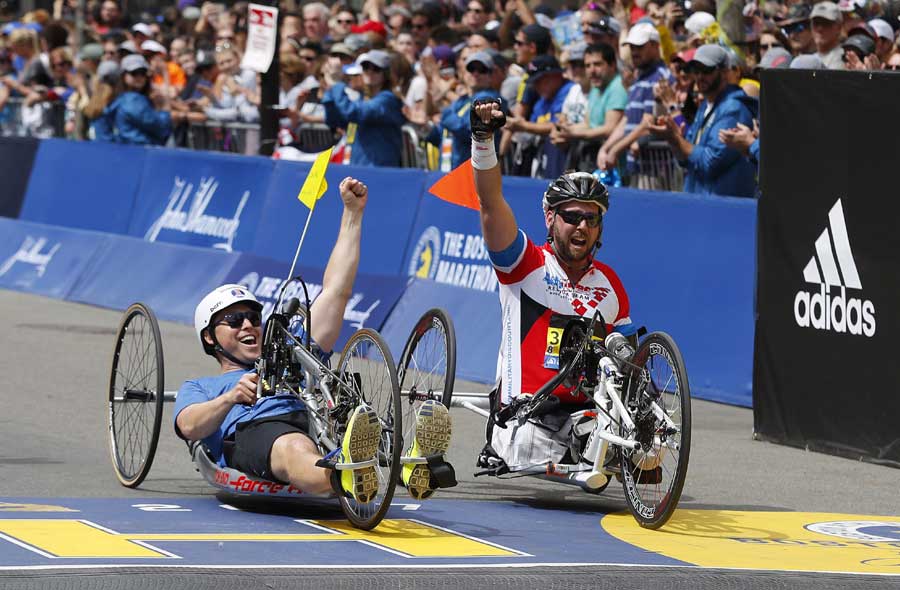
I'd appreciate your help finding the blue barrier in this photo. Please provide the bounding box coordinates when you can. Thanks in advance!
[19,139,146,233]
[11,140,757,406]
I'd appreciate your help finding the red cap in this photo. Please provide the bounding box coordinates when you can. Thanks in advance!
[350,20,387,36]
[673,48,696,63]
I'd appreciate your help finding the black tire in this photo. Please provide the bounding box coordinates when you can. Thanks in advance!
[397,309,456,457]
[335,329,402,530]
[107,303,165,488]
[619,332,691,529]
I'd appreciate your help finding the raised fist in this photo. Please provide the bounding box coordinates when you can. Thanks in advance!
[470,98,506,140]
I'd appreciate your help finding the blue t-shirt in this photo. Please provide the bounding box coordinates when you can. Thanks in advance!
[174,371,307,467]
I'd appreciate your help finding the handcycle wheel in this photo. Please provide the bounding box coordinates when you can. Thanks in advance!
[619,332,691,529]
[335,328,402,530]
[107,302,165,488]
[397,309,456,458]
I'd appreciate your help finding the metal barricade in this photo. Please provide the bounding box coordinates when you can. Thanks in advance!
[184,121,261,155]
[295,123,336,153]
[633,140,684,192]
[400,124,428,169]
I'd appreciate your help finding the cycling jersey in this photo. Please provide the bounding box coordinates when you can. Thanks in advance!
[491,230,634,405]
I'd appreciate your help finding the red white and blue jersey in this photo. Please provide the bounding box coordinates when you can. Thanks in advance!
[491,230,634,405]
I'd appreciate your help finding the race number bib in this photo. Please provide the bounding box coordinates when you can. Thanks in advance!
[542,313,606,370]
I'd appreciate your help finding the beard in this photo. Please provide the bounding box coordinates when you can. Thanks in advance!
[550,222,597,268]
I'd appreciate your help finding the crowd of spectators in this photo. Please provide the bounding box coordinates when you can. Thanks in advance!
[1,0,899,196]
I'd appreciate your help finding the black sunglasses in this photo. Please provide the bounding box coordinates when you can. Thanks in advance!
[216,310,262,329]
[361,62,383,72]
[784,22,808,35]
[467,64,490,74]
[556,209,602,228]
[687,63,716,75]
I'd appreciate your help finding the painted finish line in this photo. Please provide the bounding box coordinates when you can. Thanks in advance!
[0,498,675,568]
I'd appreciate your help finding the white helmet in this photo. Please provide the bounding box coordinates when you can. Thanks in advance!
[194,284,263,356]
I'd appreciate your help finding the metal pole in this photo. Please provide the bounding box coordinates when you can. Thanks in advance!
[258,0,281,156]
[75,0,85,51]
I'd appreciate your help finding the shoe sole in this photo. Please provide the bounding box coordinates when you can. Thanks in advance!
[343,406,382,504]
[406,401,452,500]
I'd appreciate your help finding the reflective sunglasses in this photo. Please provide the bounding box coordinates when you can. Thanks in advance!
[556,209,602,228]
[216,310,262,328]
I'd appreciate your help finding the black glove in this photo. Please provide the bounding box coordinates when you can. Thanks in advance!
[470,98,506,140]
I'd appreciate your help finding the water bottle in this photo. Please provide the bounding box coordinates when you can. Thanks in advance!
[593,168,622,188]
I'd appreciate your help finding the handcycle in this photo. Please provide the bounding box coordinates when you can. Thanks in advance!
[105,279,457,530]
[468,314,691,530]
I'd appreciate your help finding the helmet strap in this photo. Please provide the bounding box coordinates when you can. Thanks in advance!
[207,326,257,370]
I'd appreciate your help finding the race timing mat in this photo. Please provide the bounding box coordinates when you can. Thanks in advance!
[0,498,898,575]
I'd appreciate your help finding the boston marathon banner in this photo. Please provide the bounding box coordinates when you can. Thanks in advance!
[754,70,900,466]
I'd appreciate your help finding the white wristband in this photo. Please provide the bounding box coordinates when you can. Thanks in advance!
[471,136,498,170]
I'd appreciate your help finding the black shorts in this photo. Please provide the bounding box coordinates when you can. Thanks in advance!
[227,411,310,483]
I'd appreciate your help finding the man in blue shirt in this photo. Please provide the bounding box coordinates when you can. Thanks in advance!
[648,44,757,198]
[174,177,453,503]
[506,55,575,179]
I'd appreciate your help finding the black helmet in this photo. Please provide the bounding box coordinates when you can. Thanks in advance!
[542,172,609,214]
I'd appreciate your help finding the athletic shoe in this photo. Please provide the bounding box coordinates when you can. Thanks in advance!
[402,400,452,500]
[338,405,382,504]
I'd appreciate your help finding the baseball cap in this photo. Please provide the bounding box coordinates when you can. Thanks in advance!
[567,41,587,62]
[96,59,121,83]
[79,43,103,61]
[384,5,412,18]
[350,20,387,36]
[121,54,150,72]
[521,23,552,46]
[196,49,215,68]
[757,47,792,69]
[132,23,153,37]
[867,18,894,40]
[527,54,563,83]
[624,22,660,46]
[776,3,812,26]
[684,11,716,35]
[789,54,825,69]
[810,2,842,22]
[431,44,455,65]
[585,16,621,36]
[182,6,202,20]
[689,44,729,68]
[465,50,495,70]
[842,33,875,56]
[119,40,138,54]
[141,40,166,55]
[343,63,362,76]
[356,49,390,70]
[329,43,355,58]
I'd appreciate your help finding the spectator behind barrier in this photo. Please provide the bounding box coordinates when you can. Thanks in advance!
[100,54,173,145]
[808,2,844,70]
[649,44,757,198]
[322,50,408,167]
[83,59,122,140]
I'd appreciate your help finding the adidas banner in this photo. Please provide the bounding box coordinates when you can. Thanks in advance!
[754,70,900,467]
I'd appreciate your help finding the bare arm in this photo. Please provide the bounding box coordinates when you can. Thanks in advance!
[472,101,519,252]
[308,177,367,353]
[176,372,258,440]
[568,109,624,141]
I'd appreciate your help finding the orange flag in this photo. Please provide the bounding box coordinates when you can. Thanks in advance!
[427,159,480,211]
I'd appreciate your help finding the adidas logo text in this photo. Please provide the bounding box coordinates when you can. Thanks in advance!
[792,199,875,338]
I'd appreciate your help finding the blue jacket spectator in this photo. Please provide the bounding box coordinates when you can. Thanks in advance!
[99,55,171,145]
[649,45,757,198]
[321,50,406,167]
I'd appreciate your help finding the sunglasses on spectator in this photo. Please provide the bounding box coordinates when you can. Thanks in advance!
[513,39,527,46]
[784,22,807,35]
[687,63,716,75]
[361,62,383,72]
[411,23,428,30]
[556,209,602,228]
[467,64,490,74]
[567,59,585,68]
[759,42,782,49]
[51,60,72,68]
[337,18,354,25]
[216,310,262,329]
[128,68,149,76]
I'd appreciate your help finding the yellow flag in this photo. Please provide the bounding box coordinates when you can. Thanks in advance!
[297,147,334,210]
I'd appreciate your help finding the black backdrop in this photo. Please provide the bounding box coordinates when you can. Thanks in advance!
[754,70,900,467]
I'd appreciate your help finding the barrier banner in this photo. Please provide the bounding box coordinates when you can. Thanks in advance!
[226,253,406,350]
[67,236,236,324]
[19,139,146,233]
[0,137,39,219]
[0,218,109,299]
[127,149,274,253]
[253,161,425,276]
[754,71,900,465]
